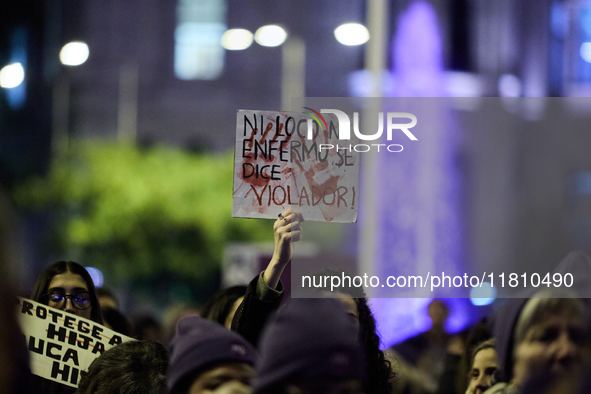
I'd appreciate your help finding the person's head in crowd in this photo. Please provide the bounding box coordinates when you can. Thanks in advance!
[0,276,28,394]
[349,296,394,393]
[0,190,34,394]
[168,316,257,394]
[428,299,449,331]
[466,339,498,394]
[31,261,102,323]
[163,304,200,344]
[450,318,492,394]
[134,314,164,341]
[552,251,591,297]
[254,297,366,394]
[102,307,134,336]
[96,286,119,310]
[465,318,492,357]
[305,271,393,394]
[76,339,168,394]
[200,285,247,329]
[494,290,591,390]
[512,295,590,384]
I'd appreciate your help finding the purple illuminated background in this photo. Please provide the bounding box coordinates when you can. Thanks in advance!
[365,1,486,347]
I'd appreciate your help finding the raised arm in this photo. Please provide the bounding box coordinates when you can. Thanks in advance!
[263,208,303,289]
[231,209,303,347]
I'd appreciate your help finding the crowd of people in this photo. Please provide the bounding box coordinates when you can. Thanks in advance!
[3,208,591,394]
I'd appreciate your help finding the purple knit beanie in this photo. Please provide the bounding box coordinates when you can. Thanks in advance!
[253,297,364,391]
[167,316,257,392]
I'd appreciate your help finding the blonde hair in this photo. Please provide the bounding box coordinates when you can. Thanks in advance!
[514,290,586,345]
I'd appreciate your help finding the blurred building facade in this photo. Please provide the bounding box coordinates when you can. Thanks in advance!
[3,0,591,340]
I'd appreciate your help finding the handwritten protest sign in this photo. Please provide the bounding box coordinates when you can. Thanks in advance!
[232,110,359,223]
[16,297,134,388]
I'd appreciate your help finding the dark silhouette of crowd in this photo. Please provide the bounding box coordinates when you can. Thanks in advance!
[4,203,591,394]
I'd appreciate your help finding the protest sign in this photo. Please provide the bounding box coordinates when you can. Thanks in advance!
[232,110,359,223]
[16,297,134,388]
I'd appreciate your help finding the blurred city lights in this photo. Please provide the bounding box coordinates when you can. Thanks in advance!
[573,171,591,195]
[60,41,90,66]
[445,71,482,97]
[175,22,226,80]
[334,23,370,46]
[498,74,522,97]
[221,28,253,50]
[469,282,496,306]
[254,25,287,47]
[580,42,591,63]
[0,63,25,88]
[85,266,104,288]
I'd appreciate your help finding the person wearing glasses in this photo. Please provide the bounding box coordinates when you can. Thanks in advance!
[30,261,103,394]
[31,261,102,323]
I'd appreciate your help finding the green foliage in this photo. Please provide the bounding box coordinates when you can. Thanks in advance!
[14,140,271,287]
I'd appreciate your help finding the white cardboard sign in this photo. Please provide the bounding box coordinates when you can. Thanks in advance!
[232,110,359,223]
[16,297,134,388]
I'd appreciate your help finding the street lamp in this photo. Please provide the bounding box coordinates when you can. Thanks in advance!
[222,22,372,110]
[221,29,253,50]
[254,25,288,47]
[59,41,90,66]
[334,23,370,46]
[0,63,25,89]
[222,24,296,110]
[53,41,91,154]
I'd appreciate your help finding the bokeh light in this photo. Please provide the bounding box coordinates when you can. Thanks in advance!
[334,23,370,46]
[580,42,591,63]
[0,63,25,88]
[221,28,254,50]
[85,266,104,288]
[254,25,287,47]
[498,74,521,97]
[60,41,90,66]
[469,282,496,306]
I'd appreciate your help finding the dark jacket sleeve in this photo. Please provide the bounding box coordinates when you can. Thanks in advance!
[231,271,284,348]
[435,353,462,394]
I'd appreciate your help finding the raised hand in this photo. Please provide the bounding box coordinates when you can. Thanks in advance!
[263,209,304,289]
